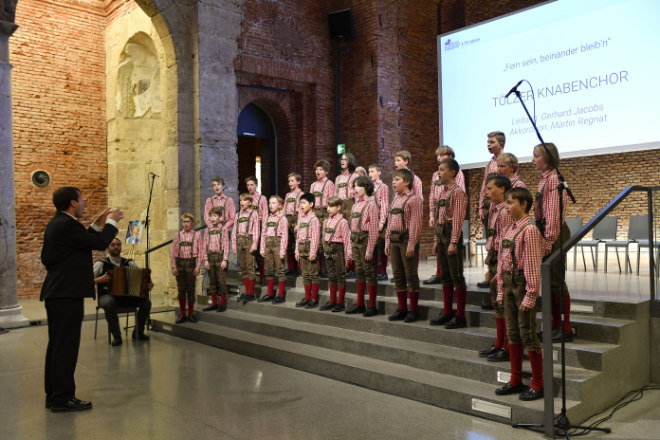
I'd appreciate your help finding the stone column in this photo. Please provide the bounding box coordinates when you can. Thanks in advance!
[0,0,29,329]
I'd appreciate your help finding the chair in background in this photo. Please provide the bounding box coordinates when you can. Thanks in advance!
[624,215,660,275]
[564,217,583,270]
[94,296,137,344]
[462,220,472,267]
[574,216,617,272]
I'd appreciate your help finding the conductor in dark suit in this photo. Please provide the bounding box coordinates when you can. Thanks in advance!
[41,186,124,412]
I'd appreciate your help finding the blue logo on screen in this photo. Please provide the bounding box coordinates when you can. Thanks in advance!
[444,39,460,51]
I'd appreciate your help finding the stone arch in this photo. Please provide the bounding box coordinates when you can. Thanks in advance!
[116,32,162,118]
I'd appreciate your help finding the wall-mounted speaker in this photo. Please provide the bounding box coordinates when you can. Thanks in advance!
[328,9,355,41]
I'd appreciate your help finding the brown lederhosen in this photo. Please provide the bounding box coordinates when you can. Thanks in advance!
[389,195,419,291]
[206,229,227,295]
[253,195,265,269]
[373,183,387,261]
[323,219,346,287]
[536,183,571,299]
[175,233,196,301]
[502,224,542,352]
[485,209,503,318]
[435,186,465,289]
[285,195,299,255]
[338,173,357,220]
[350,200,377,286]
[298,221,319,286]
[264,217,286,282]
[237,210,257,281]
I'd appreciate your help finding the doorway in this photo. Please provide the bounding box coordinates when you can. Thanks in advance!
[237,103,276,195]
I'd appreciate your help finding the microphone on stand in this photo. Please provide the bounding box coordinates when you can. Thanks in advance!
[505,80,524,98]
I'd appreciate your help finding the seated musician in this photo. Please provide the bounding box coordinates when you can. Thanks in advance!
[93,238,153,346]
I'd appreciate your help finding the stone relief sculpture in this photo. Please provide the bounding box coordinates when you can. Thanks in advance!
[116,36,161,118]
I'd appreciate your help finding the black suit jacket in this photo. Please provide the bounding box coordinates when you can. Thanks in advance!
[40,211,118,301]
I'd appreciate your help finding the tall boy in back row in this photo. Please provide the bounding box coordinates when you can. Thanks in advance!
[310,159,337,277]
[369,164,389,280]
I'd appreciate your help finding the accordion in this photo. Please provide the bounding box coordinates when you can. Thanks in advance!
[108,267,151,298]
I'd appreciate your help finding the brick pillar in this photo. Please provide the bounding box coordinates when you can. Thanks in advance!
[0,1,29,329]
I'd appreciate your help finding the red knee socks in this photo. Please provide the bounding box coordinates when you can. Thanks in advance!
[329,285,337,304]
[368,285,377,308]
[380,254,388,275]
[266,279,275,298]
[220,292,227,305]
[303,284,312,301]
[528,349,544,392]
[188,301,195,316]
[442,285,454,316]
[436,259,442,277]
[311,284,320,301]
[287,254,295,271]
[409,291,419,313]
[356,282,366,307]
[178,297,186,315]
[495,317,506,349]
[396,290,408,312]
[210,291,218,306]
[508,343,524,387]
[563,293,572,332]
[258,264,265,279]
[338,286,346,305]
[456,288,466,318]
[277,281,286,298]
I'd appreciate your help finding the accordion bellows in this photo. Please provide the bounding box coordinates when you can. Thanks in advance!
[109,267,151,298]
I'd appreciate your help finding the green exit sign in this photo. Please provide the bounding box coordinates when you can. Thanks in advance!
[337,144,345,154]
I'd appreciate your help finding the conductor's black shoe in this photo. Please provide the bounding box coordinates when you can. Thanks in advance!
[519,387,544,401]
[319,302,334,311]
[202,304,218,311]
[305,299,319,308]
[50,398,93,412]
[404,312,417,323]
[388,309,407,321]
[217,304,227,312]
[423,275,442,285]
[477,280,490,288]
[551,329,574,343]
[332,304,345,312]
[479,344,498,357]
[258,295,274,303]
[175,315,187,324]
[111,337,122,347]
[429,313,453,326]
[445,315,467,329]
[187,314,197,323]
[487,348,509,362]
[132,331,149,341]
[345,304,366,314]
[363,306,378,317]
[495,382,526,396]
[295,298,309,307]
[273,296,285,304]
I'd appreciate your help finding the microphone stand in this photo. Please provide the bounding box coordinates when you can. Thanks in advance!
[145,173,156,329]
[512,88,609,438]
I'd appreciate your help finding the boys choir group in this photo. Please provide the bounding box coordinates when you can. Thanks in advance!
[170,131,575,402]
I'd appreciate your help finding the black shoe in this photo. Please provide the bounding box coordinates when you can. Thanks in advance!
[111,337,122,347]
[319,302,334,311]
[487,348,509,362]
[50,398,93,412]
[345,304,366,314]
[551,329,574,343]
[187,314,197,323]
[217,304,227,312]
[273,296,285,304]
[445,315,467,329]
[495,382,527,396]
[132,331,149,341]
[306,299,319,308]
[388,309,407,321]
[237,293,246,302]
[404,312,417,323]
[295,298,309,307]
[258,295,274,303]
[423,275,442,285]
[175,315,187,324]
[477,280,490,288]
[345,271,356,279]
[332,304,345,312]
[363,306,378,317]
[479,344,498,357]
[429,313,453,326]
[519,387,544,401]
[202,304,218,311]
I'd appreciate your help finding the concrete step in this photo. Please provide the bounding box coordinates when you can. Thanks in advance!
[152,313,582,426]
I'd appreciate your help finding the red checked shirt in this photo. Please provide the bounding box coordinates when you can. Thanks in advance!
[295,211,320,258]
[250,192,269,226]
[372,180,390,229]
[479,157,500,219]
[434,182,468,245]
[260,213,289,257]
[204,194,236,232]
[496,216,544,308]
[535,169,567,255]
[232,208,260,252]
[350,196,380,255]
[429,170,466,218]
[486,201,513,253]
[335,170,358,201]
[323,213,352,261]
[510,176,527,189]
[310,177,337,209]
[284,188,302,217]
[200,225,229,262]
[385,191,423,253]
[170,229,202,270]
[410,171,424,202]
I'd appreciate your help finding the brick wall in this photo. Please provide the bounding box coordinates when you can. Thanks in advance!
[12,0,108,299]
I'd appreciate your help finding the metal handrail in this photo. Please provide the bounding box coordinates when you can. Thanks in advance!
[541,185,659,437]
[144,224,208,255]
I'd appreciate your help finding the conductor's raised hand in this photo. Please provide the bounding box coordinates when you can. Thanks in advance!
[92,207,112,228]
[107,209,125,223]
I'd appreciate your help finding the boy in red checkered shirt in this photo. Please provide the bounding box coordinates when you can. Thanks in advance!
[295,193,322,308]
